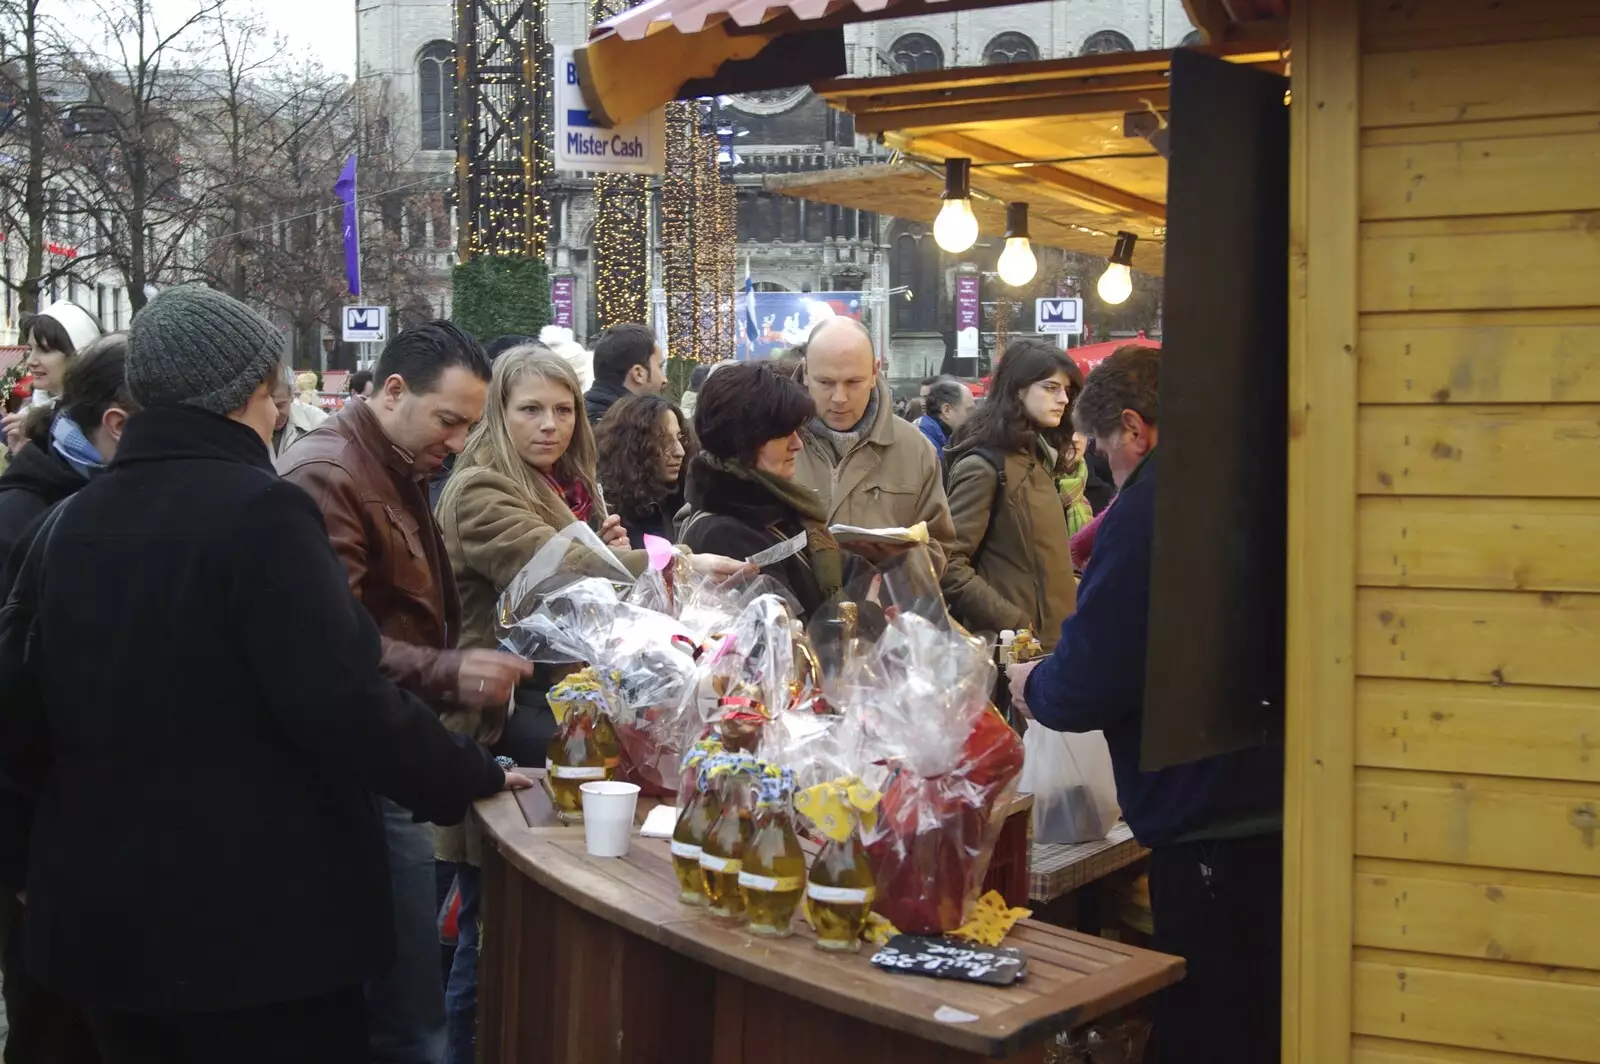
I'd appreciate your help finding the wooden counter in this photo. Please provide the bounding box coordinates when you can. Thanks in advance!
[475,791,1182,1063]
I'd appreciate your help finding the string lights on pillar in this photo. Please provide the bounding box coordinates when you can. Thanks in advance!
[456,0,552,262]
[660,100,736,363]
[590,0,649,325]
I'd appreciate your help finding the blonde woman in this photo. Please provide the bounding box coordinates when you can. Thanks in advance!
[433,345,739,1064]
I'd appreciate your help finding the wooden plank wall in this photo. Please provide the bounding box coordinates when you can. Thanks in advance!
[1342,2,1600,1062]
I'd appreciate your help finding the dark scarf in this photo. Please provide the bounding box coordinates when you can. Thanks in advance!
[697,453,844,599]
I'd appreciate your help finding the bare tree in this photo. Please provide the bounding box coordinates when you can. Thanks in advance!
[64,0,224,313]
[0,0,115,313]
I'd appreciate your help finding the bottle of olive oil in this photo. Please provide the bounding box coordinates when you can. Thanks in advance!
[803,782,878,952]
[670,748,724,906]
[740,772,805,937]
[699,758,756,919]
[544,669,620,822]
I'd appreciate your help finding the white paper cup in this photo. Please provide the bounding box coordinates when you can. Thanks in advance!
[579,781,641,857]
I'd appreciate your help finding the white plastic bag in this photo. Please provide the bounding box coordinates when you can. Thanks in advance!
[1019,727,1120,844]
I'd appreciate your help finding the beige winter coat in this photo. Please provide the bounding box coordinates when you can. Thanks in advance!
[792,378,956,574]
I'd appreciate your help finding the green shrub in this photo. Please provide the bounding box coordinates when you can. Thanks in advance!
[451,255,551,342]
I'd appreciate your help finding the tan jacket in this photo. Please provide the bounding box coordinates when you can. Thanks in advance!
[941,441,1077,649]
[434,462,646,861]
[436,463,647,657]
[792,378,956,573]
[277,400,464,708]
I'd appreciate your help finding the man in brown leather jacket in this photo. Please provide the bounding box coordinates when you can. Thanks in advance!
[278,320,530,1064]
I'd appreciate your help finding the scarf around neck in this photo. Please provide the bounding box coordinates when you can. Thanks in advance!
[540,468,595,525]
[51,411,105,478]
[806,386,879,463]
[701,453,843,598]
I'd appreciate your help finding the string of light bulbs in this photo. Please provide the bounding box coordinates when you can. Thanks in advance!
[932,157,1138,305]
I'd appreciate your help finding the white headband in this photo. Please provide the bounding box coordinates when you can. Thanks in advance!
[36,300,102,355]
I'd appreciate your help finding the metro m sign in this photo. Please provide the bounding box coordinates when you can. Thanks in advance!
[342,305,389,343]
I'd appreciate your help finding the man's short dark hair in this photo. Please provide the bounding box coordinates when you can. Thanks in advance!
[485,334,535,362]
[591,323,657,388]
[348,370,373,395]
[1072,345,1160,440]
[694,361,815,466]
[926,379,966,419]
[688,364,711,391]
[920,374,953,391]
[373,320,490,394]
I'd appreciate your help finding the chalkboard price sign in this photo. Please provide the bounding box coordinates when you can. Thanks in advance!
[870,935,1028,986]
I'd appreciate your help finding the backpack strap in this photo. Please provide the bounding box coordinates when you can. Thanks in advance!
[4,497,72,612]
[950,446,1007,571]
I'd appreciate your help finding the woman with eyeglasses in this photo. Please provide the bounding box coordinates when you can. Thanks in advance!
[595,392,694,548]
[941,338,1083,649]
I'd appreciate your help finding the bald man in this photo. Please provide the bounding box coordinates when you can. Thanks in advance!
[794,317,956,572]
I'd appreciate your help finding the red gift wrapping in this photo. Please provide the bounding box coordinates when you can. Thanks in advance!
[866,705,1025,934]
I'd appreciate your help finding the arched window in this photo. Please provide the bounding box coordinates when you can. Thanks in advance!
[1080,30,1136,56]
[418,41,456,152]
[984,32,1039,65]
[890,224,939,334]
[1180,29,1204,47]
[889,33,944,73]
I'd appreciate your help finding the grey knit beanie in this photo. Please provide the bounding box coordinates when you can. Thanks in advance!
[127,285,285,414]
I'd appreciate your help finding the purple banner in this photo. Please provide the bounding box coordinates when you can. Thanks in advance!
[551,276,575,330]
[333,155,360,297]
[956,274,980,331]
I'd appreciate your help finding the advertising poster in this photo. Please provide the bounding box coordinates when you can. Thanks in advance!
[551,276,575,330]
[737,291,865,360]
[955,273,980,359]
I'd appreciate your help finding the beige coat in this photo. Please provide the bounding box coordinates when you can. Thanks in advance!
[792,378,956,573]
[941,441,1077,649]
[434,463,646,861]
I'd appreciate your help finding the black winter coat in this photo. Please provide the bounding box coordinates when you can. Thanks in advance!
[0,442,86,595]
[15,406,503,1016]
[678,455,841,621]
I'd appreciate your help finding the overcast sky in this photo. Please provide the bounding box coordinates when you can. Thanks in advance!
[50,0,357,78]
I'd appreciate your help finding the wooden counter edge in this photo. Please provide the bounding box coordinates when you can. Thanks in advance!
[474,793,1184,1059]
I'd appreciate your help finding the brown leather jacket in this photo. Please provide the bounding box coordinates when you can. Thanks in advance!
[277,400,463,710]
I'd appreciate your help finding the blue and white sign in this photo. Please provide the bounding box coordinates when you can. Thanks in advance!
[342,305,389,343]
[554,46,665,174]
[1035,297,1085,335]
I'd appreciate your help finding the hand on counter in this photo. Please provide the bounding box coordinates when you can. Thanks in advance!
[501,770,535,792]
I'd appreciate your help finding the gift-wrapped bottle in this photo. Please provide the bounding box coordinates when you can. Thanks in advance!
[798,778,879,952]
[699,757,757,919]
[670,744,724,905]
[545,669,622,822]
[739,771,805,937]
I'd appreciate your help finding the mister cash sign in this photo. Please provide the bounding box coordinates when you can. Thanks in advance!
[553,46,665,175]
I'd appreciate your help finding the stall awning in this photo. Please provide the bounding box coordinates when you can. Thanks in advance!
[578,0,1040,126]
[577,0,1289,128]
[763,44,1284,270]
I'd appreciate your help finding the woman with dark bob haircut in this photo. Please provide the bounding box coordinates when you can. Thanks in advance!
[679,360,857,620]
[594,392,694,548]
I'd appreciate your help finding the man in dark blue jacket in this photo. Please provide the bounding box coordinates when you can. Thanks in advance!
[1014,345,1284,1064]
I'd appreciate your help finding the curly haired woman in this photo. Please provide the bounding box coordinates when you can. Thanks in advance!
[594,392,693,548]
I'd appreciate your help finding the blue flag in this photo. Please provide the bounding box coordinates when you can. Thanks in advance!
[334,156,360,297]
[742,269,758,351]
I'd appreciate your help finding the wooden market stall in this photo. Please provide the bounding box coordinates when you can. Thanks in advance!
[474,781,1181,1064]
[552,1,1600,1061]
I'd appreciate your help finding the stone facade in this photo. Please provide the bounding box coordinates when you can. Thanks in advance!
[355,0,1193,368]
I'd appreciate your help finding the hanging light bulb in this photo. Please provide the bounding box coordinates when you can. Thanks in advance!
[1097,231,1137,305]
[996,202,1037,286]
[933,157,979,253]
